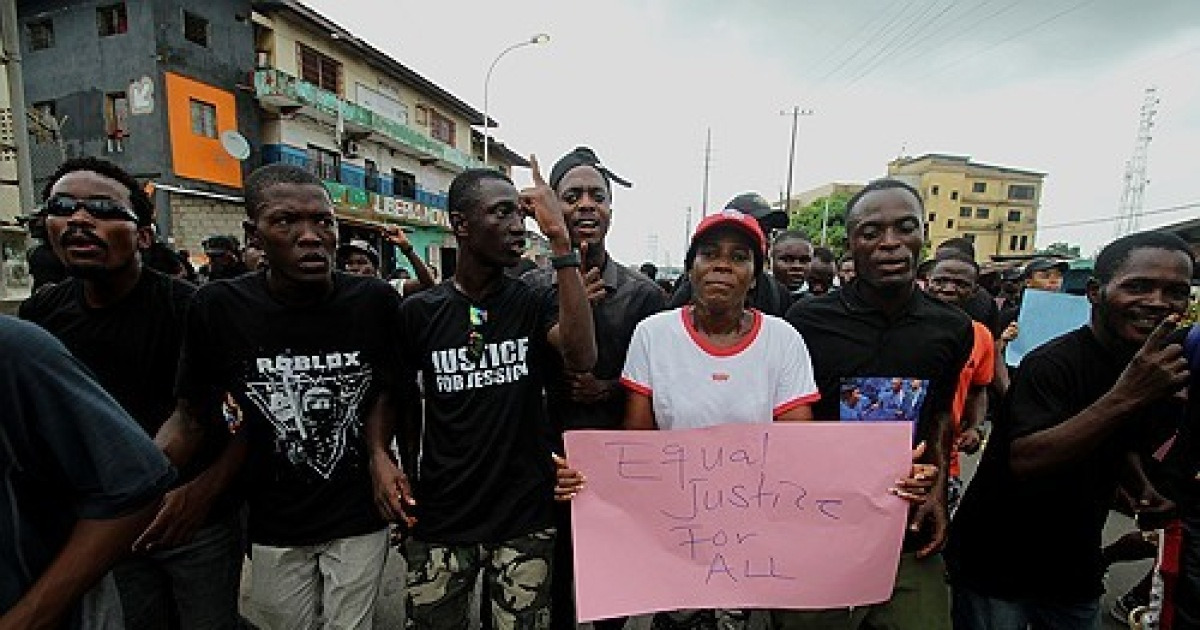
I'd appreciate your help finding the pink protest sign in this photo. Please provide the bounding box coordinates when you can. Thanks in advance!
[565,422,913,621]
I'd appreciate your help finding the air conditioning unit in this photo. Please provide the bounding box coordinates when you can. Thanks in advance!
[341,139,361,158]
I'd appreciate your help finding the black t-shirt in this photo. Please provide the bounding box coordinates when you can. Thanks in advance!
[523,257,666,432]
[19,269,195,437]
[176,271,403,546]
[964,288,999,337]
[786,281,973,551]
[399,277,557,543]
[947,326,1164,602]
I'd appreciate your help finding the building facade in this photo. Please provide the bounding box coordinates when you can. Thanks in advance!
[18,0,259,259]
[250,0,526,278]
[16,0,525,278]
[888,154,1046,262]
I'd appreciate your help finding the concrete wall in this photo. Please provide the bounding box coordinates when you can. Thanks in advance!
[168,192,245,260]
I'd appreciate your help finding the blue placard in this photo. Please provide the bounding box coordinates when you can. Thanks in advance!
[1004,289,1091,367]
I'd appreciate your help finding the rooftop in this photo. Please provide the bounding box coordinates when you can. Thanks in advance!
[890,153,1046,178]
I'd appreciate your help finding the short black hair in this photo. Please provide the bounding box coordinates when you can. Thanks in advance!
[932,248,980,277]
[1094,231,1194,284]
[639,261,658,279]
[937,237,976,260]
[244,163,329,220]
[812,246,836,264]
[448,168,513,218]
[771,229,811,247]
[42,156,154,226]
[844,178,924,232]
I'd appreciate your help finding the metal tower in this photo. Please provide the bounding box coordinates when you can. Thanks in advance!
[1115,88,1159,236]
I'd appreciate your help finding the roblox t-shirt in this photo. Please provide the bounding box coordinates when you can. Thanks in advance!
[177,271,403,546]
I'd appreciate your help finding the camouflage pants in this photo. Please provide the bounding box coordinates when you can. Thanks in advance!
[650,609,751,630]
[403,528,555,630]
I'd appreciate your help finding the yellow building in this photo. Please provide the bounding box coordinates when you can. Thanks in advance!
[887,154,1045,262]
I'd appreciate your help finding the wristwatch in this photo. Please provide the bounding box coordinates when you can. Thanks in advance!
[550,250,581,270]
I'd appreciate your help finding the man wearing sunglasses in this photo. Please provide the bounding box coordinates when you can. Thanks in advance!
[19,157,244,629]
[372,160,596,629]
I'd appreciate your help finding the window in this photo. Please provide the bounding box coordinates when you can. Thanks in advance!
[959,207,972,217]
[950,191,959,200]
[103,92,128,137]
[183,11,208,47]
[392,169,416,199]
[947,219,954,229]
[28,20,54,50]
[298,44,342,94]
[972,182,987,193]
[1019,235,1029,250]
[975,207,990,219]
[930,185,940,196]
[1007,210,1022,222]
[364,159,380,193]
[928,212,937,224]
[1008,184,1036,200]
[1009,235,1019,250]
[97,3,127,37]
[306,144,340,182]
[189,98,217,138]
[430,110,455,146]
[414,105,429,126]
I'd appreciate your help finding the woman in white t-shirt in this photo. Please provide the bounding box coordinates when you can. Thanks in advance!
[621,209,819,430]
[554,208,936,630]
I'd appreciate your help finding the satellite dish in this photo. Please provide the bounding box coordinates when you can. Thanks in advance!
[220,130,251,161]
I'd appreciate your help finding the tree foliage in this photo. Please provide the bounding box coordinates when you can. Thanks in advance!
[1035,241,1081,258]
[788,193,850,252]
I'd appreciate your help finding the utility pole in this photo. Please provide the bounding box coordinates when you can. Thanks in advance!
[1115,87,1159,236]
[780,106,813,216]
[701,128,711,216]
[819,196,831,245]
[685,206,693,246]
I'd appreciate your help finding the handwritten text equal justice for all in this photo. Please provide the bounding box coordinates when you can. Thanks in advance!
[602,431,845,584]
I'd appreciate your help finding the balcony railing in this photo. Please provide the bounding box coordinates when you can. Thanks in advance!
[254,67,480,172]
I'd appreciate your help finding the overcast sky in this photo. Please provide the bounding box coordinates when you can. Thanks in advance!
[305,0,1200,266]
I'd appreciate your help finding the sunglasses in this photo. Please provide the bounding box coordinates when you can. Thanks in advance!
[467,306,488,362]
[43,196,141,223]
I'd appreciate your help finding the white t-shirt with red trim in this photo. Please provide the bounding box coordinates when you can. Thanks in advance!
[620,307,820,430]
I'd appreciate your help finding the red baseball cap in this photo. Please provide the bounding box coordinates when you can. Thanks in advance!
[692,208,767,255]
[685,208,767,276]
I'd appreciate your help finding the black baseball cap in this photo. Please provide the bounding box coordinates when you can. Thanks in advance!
[1022,258,1068,278]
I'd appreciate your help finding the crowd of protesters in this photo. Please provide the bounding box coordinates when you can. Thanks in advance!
[1,149,1196,630]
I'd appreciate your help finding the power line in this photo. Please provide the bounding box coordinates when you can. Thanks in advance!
[1036,201,1199,231]
[912,0,1098,82]
[870,0,1024,82]
[841,1,958,87]
[802,1,909,85]
[834,1,945,86]
[812,0,921,86]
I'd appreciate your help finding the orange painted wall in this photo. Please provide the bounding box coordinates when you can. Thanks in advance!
[165,72,243,188]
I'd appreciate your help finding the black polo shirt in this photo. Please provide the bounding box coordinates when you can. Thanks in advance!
[786,281,972,551]
[785,280,973,438]
[523,255,666,432]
